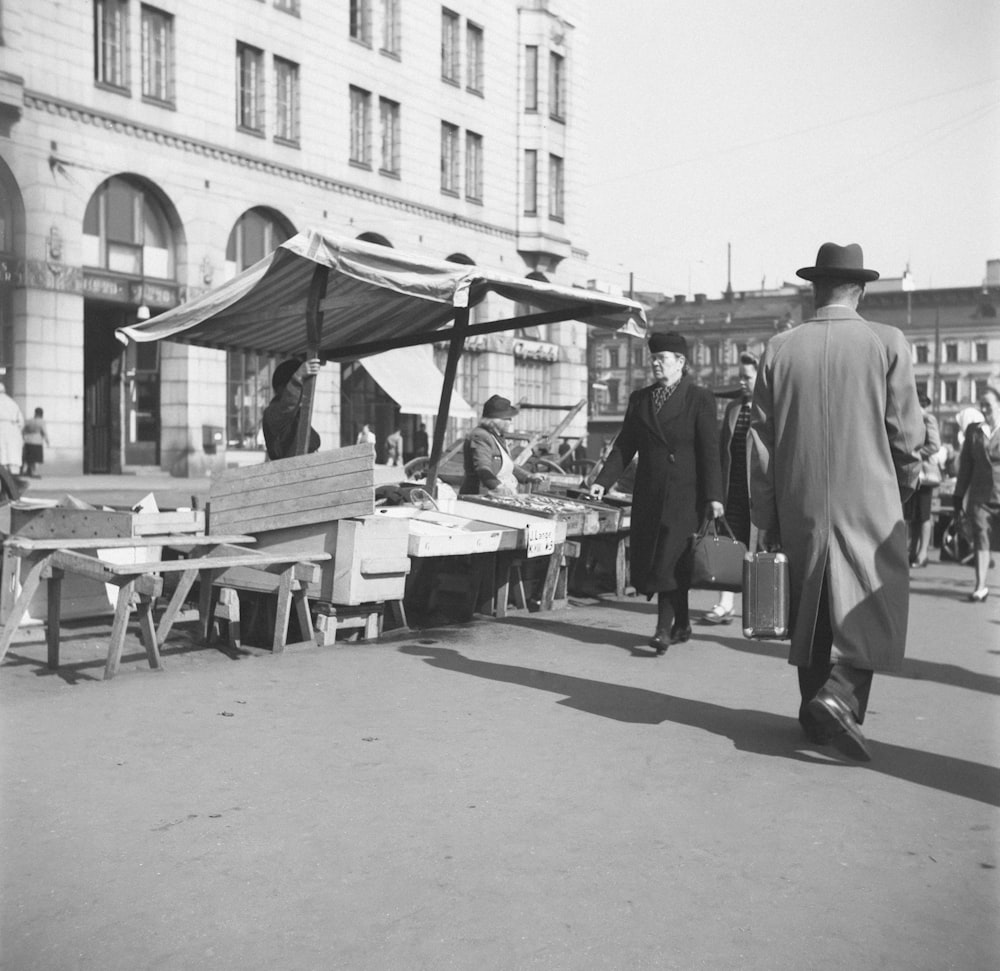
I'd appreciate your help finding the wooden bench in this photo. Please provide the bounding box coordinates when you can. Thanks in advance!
[0,535,328,679]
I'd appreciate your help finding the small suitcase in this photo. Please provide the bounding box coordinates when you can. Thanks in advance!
[742,551,790,639]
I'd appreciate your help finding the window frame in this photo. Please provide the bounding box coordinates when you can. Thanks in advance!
[523,149,538,215]
[350,0,371,46]
[441,8,460,84]
[140,4,174,106]
[549,51,565,121]
[379,96,401,176]
[236,42,266,135]
[466,21,484,94]
[273,55,300,146]
[440,121,460,195]
[381,0,401,56]
[349,85,373,167]
[548,153,564,221]
[524,45,538,112]
[465,130,483,203]
[944,341,959,363]
[94,0,130,93]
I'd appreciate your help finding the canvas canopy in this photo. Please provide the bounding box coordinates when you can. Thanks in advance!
[116,229,648,358]
[357,346,476,420]
[115,229,648,484]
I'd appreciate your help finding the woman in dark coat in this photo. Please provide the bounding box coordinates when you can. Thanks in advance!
[590,332,724,653]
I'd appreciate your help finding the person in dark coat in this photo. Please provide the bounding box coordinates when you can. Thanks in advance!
[590,332,724,654]
[261,358,322,460]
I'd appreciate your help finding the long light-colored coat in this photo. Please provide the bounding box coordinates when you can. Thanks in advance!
[749,306,924,672]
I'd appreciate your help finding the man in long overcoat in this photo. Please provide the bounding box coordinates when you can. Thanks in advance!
[749,242,924,761]
[591,332,723,653]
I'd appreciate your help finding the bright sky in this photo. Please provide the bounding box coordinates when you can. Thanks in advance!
[583,0,1000,297]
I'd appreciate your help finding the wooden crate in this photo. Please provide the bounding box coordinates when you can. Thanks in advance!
[209,445,375,535]
[253,515,410,605]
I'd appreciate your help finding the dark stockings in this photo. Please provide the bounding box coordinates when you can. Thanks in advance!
[656,590,689,633]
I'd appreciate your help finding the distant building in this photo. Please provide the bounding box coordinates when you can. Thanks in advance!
[588,262,1000,454]
[1,0,601,475]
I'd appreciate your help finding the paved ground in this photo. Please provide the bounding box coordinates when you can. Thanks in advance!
[1,531,997,970]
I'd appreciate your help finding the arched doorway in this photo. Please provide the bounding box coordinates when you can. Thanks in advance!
[224,208,296,451]
[82,175,182,472]
[0,158,25,398]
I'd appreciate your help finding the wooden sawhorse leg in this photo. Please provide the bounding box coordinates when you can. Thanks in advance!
[0,554,52,668]
[104,574,164,680]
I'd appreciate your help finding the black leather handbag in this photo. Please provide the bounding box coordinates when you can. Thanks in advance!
[685,516,747,591]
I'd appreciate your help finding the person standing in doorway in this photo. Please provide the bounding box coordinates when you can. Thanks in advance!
[749,243,924,761]
[21,407,50,478]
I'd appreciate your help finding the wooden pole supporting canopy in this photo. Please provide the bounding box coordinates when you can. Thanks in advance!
[425,305,470,496]
[294,264,329,455]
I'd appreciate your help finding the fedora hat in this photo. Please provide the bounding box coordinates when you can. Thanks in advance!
[482,394,518,419]
[797,242,879,283]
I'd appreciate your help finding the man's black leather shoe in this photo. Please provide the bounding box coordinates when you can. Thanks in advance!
[669,624,692,645]
[805,689,872,761]
[649,629,669,655]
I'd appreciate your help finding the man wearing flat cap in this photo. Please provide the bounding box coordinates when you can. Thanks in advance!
[460,395,545,496]
[590,331,724,653]
[749,243,924,761]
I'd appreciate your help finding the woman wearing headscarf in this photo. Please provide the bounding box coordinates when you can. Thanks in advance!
[590,333,724,653]
[460,395,544,495]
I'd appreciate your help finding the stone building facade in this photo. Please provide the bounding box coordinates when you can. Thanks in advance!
[0,0,598,475]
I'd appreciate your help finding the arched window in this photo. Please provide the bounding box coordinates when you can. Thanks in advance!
[82,175,175,278]
[225,207,295,278]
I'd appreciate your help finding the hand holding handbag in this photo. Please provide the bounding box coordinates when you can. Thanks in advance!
[918,456,942,487]
[684,515,747,591]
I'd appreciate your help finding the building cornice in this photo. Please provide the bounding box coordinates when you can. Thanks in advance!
[25,90,518,241]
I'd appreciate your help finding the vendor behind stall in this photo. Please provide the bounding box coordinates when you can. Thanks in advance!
[460,394,544,496]
[262,358,322,460]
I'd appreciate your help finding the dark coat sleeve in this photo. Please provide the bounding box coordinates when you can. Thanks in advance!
[461,426,508,493]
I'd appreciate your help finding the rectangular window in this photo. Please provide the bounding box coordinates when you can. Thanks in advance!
[274,0,300,14]
[350,86,372,165]
[466,22,483,93]
[236,43,265,133]
[440,121,459,193]
[974,378,991,402]
[140,6,173,104]
[914,343,929,364]
[95,0,129,91]
[523,149,538,214]
[465,131,483,202]
[381,0,401,55]
[379,97,400,175]
[943,379,958,403]
[945,342,958,363]
[350,0,371,44]
[227,352,280,450]
[975,342,988,362]
[274,57,300,144]
[549,154,564,220]
[549,52,565,120]
[441,9,460,83]
[606,346,619,369]
[514,360,552,435]
[606,379,620,409]
[524,45,538,111]
[915,380,928,399]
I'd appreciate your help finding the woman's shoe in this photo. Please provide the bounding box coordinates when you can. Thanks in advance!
[669,623,692,644]
[968,588,989,603]
[703,604,734,625]
[649,629,670,655]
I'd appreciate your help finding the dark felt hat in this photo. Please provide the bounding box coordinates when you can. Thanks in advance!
[648,332,688,358]
[482,394,519,419]
[272,359,302,392]
[797,242,879,283]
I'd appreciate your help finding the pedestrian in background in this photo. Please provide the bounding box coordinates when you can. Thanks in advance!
[262,358,322,460]
[0,382,24,475]
[386,427,404,467]
[20,407,50,478]
[906,393,942,568]
[705,351,759,625]
[589,332,724,655]
[356,423,376,447]
[952,386,1000,603]
[750,243,924,761]
[414,422,429,457]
